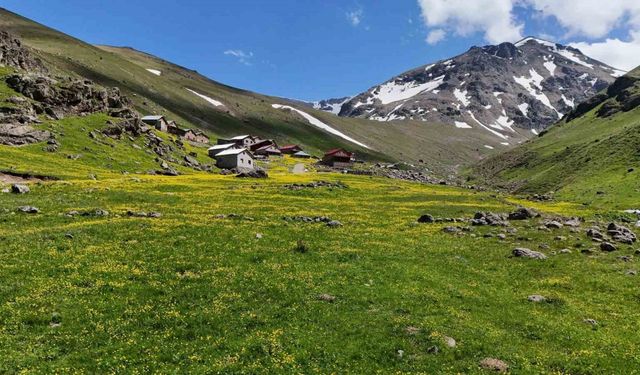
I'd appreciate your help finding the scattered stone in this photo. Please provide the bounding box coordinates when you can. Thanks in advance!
[527,294,546,302]
[17,205,39,213]
[10,183,29,194]
[326,220,343,228]
[283,216,333,224]
[236,168,268,178]
[618,255,633,262]
[126,210,162,218]
[545,220,563,229]
[554,236,567,241]
[586,228,604,240]
[417,214,435,223]
[284,181,347,190]
[512,247,547,259]
[559,249,572,254]
[317,293,336,303]
[564,217,582,227]
[581,248,595,255]
[443,336,456,348]
[427,346,439,354]
[255,233,263,239]
[626,270,637,276]
[64,233,74,239]
[508,207,538,220]
[583,318,598,326]
[472,211,508,226]
[479,358,509,373]
[497,233,507,240]
[397,350,405,359]
[600,242,617,252]
[607,222,637,244]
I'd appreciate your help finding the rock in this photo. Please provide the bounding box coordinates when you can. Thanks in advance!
[184,155,200,167]
[236,168,268,178]
[527,294,546,302]
[559,248,572,254]
[617,255,633,262]
[545,220,563,229]
[512,247,547,259]
[564,217,582,227]
[497,233,507,240]
[64,233,74,239]
[626,270,637,276]
[443,336,456,348]
[508,207,538,220]
[148,212,162,218]
[255,233,263,239]
[479,358,509,373]
[17,205,39,213]
[586,228,604,240]
[472,211,508,226]
[607,222,637,244]
[427,345,439,354]
[397,349,404,359]
[583,318,598,326]
[317,293,336,303]
[600,242,617,252]
[443,226,460,234]
[326,220,343,228]
[417,214,435,223]
[10,183,29,194]
[554,236,567,241]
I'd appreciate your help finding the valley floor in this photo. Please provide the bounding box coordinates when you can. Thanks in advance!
[1,156,639,373]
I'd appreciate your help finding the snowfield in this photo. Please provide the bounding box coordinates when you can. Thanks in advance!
[146,69,161,76]
[272,104,370,149]
[374,76,444,105]
[186,88,224,107]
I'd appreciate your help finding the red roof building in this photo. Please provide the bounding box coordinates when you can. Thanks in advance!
[322,148,354,167]
[279,144,303,154]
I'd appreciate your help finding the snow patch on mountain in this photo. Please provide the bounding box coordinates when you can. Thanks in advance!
[375,75,444,105]
[453,88,471,107]
[146,68,161,76]
[272,104,369,149]
[186,88,224,107]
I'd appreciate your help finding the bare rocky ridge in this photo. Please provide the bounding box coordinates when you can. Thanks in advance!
[322,38,623,144]
[0,30,136,146]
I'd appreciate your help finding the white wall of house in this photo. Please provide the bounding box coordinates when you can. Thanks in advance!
[216,150,255,170]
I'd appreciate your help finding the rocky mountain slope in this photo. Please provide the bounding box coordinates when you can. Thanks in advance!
[327,38,624,144]
[471,65,640,209]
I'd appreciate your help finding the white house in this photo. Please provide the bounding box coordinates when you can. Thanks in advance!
[208,143,240,158]
[230,135,259,148]
[215,148,255,170]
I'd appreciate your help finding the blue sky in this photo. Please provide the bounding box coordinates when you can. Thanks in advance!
[2,1,639,101]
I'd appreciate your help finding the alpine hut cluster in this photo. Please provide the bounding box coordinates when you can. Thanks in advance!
[141,115,210,144]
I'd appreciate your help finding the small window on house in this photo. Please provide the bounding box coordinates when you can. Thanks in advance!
[248,160,252,165]
[240,158,244,163]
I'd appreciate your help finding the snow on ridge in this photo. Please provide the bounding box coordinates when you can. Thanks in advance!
[513,69,559,115]
[515,37,556,49]
[272,104,370,149]
[146,68,161,76]
[374,75,445,105]
[468,111,508,140]
[561,94,575,108]
[484,145,494,150]
[542,56,556,76]
[453,88,471,107]
[313,97,351,115]
[186,88,224,107]
[518,103,529,117]
[455,121,472,129]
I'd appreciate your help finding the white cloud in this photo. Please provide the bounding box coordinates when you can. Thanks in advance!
[223,50,254,66]
[571,32,640,71]
[415,0,640,71]
[426,29,446,45]
[346,8,363,27]
[525,1,640,39]
[417,0,523,44]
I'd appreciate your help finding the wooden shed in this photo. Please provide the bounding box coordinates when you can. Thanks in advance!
[322,148,354,167]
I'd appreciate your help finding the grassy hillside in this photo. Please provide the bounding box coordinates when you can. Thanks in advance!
[3,108,640,372]
[472,67,640,210]
[0,7,516,174]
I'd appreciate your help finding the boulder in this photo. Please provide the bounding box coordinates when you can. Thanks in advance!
[417,214,435,223]
[512,247,547,259]
[10,183,29,194]
[527,294,546,302]
[479,358,509,373]
[17,205,39,213]
[236,168,268,178]
[600,242,617,252]
[607,222,637,244]
[545,220,563,229]
[508,207,539,220]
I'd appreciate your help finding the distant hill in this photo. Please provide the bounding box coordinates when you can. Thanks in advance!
[471,66,640,209]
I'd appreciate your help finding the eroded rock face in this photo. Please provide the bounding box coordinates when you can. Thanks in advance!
[0,123,50,145]
[0,31,47,73]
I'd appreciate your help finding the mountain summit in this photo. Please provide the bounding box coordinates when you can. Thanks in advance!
[327,37,624,141]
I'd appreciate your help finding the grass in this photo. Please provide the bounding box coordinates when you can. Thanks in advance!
[0,110,639,373]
